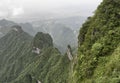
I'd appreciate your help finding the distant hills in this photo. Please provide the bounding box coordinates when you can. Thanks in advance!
[31,16,86,53]
[0,19,35,37]
[32,16,86,37]
[0,0,120,82]
[0,16,86,53]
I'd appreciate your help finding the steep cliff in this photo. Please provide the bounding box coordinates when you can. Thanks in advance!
[74,0,120,83]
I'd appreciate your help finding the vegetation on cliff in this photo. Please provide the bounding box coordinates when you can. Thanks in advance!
[74,0,120,83]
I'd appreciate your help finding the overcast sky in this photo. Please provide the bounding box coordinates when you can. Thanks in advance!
[0,0,102,22]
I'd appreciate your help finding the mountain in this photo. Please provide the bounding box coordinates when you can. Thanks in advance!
[0,19,79,53]
[32,21,78,53]
[0,19,17,37]
[73,0,120,83]
[2,0,120,83]
[32,16,86,37]
[31,16,87,51]
[0,25,33,82]
[0,19,16,27]
[52,26,77,53]
[0,25,71,83]
[20,23,36,36]
[0,19,35,38]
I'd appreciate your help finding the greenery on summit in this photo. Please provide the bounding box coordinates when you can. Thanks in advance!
[0,28,71,83]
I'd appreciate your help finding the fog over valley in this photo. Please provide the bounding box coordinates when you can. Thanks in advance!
[0,0,102,53]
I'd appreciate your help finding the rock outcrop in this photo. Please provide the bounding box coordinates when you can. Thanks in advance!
[11,25,23,33]
[67,45,73,61]
[32,47,41,54]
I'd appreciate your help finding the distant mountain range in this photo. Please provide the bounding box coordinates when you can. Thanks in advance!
[0,19,35,37]
[0,0,120,83]
[31,16,86,36]
[0,16,86,53]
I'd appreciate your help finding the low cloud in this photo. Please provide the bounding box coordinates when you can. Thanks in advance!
[0,0,102,22]
[12,7,24,17]
[0,0,24,18]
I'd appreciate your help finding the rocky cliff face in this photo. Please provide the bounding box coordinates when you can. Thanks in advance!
[67,45,73,61]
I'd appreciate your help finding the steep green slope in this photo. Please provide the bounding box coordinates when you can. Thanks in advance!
[0,25,71,83]
[74,0,120,83]
[0,25,33,82]
[12,48,70,83]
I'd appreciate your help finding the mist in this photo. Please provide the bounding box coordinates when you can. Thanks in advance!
[0,0,102,22]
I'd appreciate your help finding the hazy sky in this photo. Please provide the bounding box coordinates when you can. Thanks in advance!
[0,0,102,22]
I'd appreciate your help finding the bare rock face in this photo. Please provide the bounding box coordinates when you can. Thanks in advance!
[32,47,41,54]
[67,45,73,61]
[11,25,23,33]
[37,80,41,83]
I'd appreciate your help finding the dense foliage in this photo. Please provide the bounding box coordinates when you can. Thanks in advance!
[74,0,120,83]
[0,28,71,83]
[33,32,53,49]
[1,0,120,83]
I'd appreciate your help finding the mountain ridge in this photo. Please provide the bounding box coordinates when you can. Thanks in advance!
[0,25,71,83]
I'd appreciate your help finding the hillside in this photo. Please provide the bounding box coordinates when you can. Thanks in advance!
[32,21,78,53]
[0,19,35,38]
[0,19,77,53]
[74,0,120,83]
[1,0,120,83]
[0,25,71,83]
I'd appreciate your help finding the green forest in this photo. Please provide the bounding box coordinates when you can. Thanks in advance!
[0,0,120,83]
